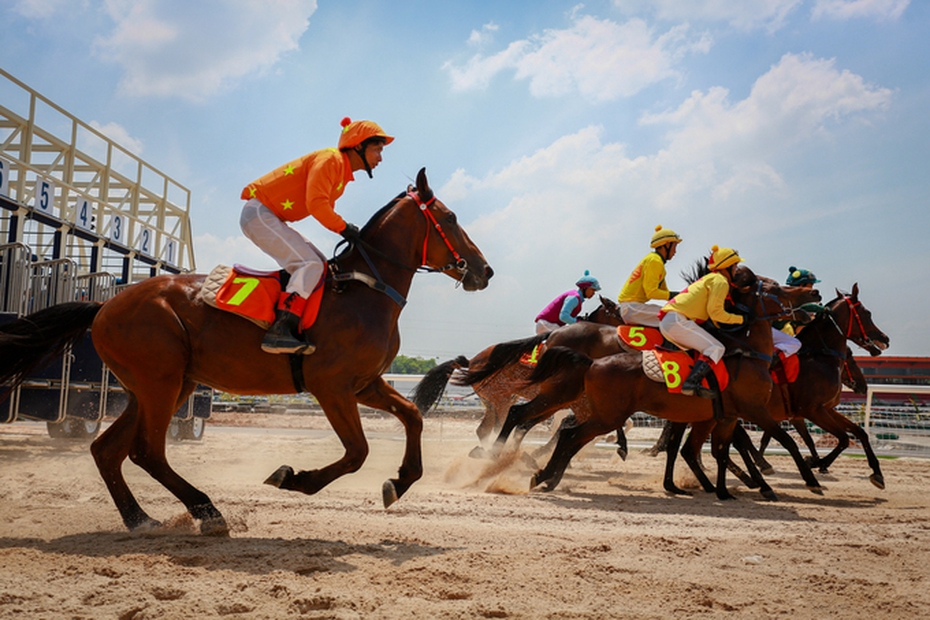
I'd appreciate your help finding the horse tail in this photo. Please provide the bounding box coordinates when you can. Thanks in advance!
[451,333,548,387]
[527,346,593,385]
[0,302,102,394]
[411,355,469,413]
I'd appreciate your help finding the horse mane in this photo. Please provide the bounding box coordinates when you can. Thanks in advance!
[680,258,709,285]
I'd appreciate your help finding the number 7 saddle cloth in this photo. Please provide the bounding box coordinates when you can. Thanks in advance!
[617,325,729,393]
[198,264,325,331]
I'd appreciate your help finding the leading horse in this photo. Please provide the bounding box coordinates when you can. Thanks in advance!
[0,168,492,534]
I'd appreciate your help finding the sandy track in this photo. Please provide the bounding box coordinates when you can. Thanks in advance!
[1,413,929,619]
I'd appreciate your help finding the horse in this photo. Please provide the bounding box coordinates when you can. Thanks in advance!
[411,295,629,455]
[0,168,493,534]
[520,264,825,501]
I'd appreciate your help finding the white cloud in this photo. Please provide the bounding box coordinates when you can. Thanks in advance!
[443,14,712,102]
[11,0,76,19]
[89,120,144,156]
[92,0,318,102]
[193,233,275,273]
[468,22,499,47]
[611,0,804,32]
[811,0,910,21]
[445,52,893,275]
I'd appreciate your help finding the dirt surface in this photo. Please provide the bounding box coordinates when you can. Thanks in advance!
[2,411,929,619]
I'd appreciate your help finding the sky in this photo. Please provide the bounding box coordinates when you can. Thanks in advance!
[1,0,927,361]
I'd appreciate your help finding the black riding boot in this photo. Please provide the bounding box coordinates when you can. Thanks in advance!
[262,310,311,354]
[681,359,714,398]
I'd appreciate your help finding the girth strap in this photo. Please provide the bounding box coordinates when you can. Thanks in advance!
[289,354,306,394]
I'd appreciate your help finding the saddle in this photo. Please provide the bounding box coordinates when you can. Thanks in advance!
[199,265,325,331]
[617,325,729,394]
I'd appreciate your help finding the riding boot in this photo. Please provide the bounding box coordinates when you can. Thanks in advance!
[261,292,315,355]
[681,358,714,398]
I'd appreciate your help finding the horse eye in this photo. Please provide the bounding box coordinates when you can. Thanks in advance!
[447,213,457,225]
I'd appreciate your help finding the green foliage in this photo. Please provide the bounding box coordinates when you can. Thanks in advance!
[390,354,438,374]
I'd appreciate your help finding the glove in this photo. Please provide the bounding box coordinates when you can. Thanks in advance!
[341,223,360,241]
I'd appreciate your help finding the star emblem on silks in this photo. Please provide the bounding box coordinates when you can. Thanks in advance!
[248,186,257,197]
[281,199,294,210]
[283,165,295,176]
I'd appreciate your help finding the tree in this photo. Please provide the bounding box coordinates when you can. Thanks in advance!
[390,355,437,374]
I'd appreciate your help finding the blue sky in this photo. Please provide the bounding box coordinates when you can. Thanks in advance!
[2,0,927,359]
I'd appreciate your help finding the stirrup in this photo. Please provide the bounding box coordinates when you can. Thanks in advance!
[261,336,308,355]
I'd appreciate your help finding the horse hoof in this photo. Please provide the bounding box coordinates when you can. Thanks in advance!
[382,480,399,508]
[870,474,885,490]
[201,517,230,537]
[759,466,774,476]
[664,486,691,496]
[616,448,628,461]
[808,485,824,496]
[760,490,779,501]
[129,517,162,532]
[468,446,491,459]
[264,465,293,488]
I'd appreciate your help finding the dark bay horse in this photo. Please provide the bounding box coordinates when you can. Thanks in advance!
[521,266,825,500]
[0,168,492,534]
[412,295,627,451]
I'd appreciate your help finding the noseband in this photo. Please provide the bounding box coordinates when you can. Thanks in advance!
[841,295,882,350]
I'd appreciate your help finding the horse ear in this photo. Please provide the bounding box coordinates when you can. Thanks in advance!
[851,282,859,298]
[416,167,433,202]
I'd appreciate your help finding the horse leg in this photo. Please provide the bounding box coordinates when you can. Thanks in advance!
[91,393,161,531]
[731,424,777,500]
[615,424,629,460]
[492,397,557,457]
[354,378,423,507]
[126,380,228,535]
[805,407,884,487]
[662,422,689,495]
[710,419,739,500]
[643,419,673,457]
[680,422,715,493]
[790,418,822,466]
[530,413,575,460]
[265,390,370,498]
[530,420,606,492]
[753,415,823,495]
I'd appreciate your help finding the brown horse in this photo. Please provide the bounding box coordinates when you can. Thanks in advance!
[411,296,628,453]
[0,168,492,534]
[522,265,824,501]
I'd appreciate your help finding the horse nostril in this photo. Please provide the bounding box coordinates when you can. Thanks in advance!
[485,266,494,279]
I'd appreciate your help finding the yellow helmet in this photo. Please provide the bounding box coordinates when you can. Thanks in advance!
[337,117,394,150]
[650,224,682,248]
[708,245,743,271]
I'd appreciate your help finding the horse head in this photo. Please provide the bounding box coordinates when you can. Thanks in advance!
[831,283,889,356]
[406,168,493,292]
[730,265,821,323]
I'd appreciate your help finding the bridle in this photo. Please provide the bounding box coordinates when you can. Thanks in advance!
[839,294,883,351]
[329,189,471,307]
[408,190,469,276]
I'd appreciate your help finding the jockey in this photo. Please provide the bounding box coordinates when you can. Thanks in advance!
[534,271,602,334]
[658,246,746,398]
[240,117,393,355]
[617,225,682,327]
[772,266,821,357]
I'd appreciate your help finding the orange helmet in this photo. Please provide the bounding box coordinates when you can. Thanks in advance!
[708,245,743,271]
[338,117,394,150]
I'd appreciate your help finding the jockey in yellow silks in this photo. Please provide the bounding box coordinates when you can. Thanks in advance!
[658,246,746,397]
[617,225,681,327]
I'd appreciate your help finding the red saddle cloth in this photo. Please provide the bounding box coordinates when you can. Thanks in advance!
[617,325,729,393]
[771,351,800,384]
[212,265,324,331]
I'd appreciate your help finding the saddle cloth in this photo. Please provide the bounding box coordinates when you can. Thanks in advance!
[198,264,324,331]
[620,325,729,393]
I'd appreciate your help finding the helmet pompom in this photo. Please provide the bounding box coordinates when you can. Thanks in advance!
[789,265,797,273]
[341,116,352,130]
[655,224,662,232]
[711,244,719,253]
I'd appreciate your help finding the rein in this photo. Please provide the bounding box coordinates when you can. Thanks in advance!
[842,294,880,350]
[329,190,470,307]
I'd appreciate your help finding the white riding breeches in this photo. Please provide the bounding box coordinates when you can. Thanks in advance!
[240,199,326,298]
[772,327,801,357]
[619,301,663,327]
[659,311,726,363]
[535,319,559,334]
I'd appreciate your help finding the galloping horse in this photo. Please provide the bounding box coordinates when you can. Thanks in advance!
[0,169,492,534]
[412,296,627,453]
[522,265,825,500]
